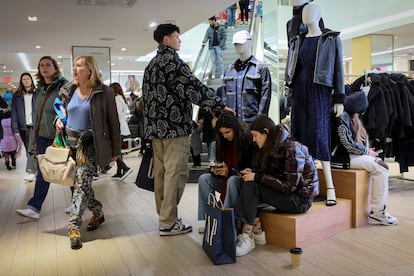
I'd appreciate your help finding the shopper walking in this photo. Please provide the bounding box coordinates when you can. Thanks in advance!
[55,55,120,249]
[16,56,68,220]
[11,72,38,182]
[109,82,133,181]
[202,16,227,80]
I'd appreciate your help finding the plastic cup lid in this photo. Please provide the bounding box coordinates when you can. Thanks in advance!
[290,247,303,254]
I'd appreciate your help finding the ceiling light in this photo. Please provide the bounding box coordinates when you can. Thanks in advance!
[18,53,31,71]
[100,37,115,41]
[28,16,38,22]
[149,22,157,28]
[35,45,42,49]
[121,48,126,51]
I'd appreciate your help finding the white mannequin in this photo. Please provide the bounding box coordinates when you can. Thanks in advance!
[292,0,309,7]
[302,3,344,206]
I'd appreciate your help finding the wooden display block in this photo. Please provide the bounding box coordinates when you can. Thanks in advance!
[259,199,352,249]
[318,168,370,228]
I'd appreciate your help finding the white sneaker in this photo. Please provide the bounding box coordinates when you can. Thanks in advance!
[24,173,36,182]
[368,210,398,226]
[253,231,267,245]
[236,233,255,256]
[16,208,40,219]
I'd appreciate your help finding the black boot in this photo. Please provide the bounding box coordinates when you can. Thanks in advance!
[11,158,16,169]
[5,160,11,170]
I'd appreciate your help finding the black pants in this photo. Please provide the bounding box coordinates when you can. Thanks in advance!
[239,2,249,21]
[235,181,313,225]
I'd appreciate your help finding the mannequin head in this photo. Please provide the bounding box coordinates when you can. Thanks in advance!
[292,0,309,7]
[232,30,252,60]
[302,3,322,26]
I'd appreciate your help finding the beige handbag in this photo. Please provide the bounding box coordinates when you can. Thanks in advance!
[37,146,76,186]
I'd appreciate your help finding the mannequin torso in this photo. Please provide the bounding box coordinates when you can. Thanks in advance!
[223,32,271,123]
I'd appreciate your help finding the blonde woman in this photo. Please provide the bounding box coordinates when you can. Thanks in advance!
[55,56,120,250]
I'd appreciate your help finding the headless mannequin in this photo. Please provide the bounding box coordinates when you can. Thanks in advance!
[302,3,344,206]
[234,40,252,62]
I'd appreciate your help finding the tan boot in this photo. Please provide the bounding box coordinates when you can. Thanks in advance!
[87,212,105,231]
[68,228,82,250]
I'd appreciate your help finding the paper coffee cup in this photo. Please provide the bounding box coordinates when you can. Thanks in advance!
[290,247,303,268]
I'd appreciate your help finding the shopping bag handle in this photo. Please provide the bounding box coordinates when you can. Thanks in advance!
[207,192,223,209]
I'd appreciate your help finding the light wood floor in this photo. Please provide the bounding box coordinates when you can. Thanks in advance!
[1,152,414,276]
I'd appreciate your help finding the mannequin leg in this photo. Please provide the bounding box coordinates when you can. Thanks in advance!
[321,161,337,206]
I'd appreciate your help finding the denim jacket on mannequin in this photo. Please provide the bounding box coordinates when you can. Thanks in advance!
[222,56,271,123]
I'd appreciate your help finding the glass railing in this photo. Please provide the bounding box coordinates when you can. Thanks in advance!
[192,42,211,84]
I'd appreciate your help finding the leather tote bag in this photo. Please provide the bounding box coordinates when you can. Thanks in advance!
[37,132,76,186]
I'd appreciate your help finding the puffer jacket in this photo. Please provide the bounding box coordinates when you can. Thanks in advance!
[222,56,271,123]
[59,81,120,168]
[202,24,226,50]
[253,124,319,198]
[285,29,345,104]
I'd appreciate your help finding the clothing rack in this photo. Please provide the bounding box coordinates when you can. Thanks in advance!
[360,70,414,181]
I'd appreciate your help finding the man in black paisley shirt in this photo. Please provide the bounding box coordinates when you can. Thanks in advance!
[142,23,231,236]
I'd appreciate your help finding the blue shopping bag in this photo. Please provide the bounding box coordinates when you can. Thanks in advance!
[202,193,236,265]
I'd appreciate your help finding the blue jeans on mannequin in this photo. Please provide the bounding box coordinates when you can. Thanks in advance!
[198,173,240,220]
[209,46,224,77]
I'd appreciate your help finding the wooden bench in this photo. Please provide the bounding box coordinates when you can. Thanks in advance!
[317,168,370,228]
[259,198,352,249]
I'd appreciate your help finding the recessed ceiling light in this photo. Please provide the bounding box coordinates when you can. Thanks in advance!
[149,22,157,28]
[28,16,38,22]
[121,48,127,51]
[35,45,42,49]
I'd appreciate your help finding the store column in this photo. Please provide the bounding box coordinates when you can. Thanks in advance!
[352,34,394,75]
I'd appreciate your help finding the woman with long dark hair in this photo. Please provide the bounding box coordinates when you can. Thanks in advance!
[11,72,37,181]
[235,115,319,256]
[16,56,68,220]
[197,112,253,231]
[109,82,132,180]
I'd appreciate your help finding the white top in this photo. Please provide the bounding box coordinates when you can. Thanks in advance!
[23,93,33,126]
[115,95,131,136]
